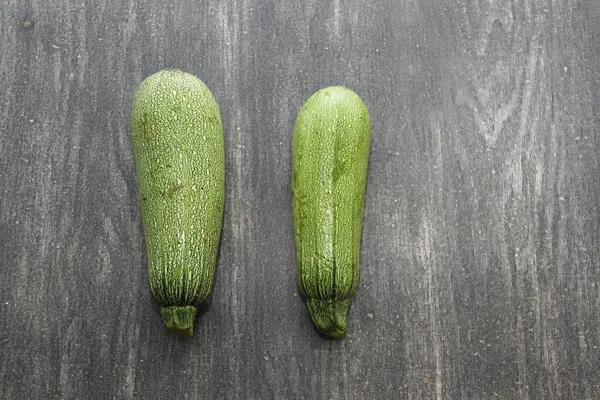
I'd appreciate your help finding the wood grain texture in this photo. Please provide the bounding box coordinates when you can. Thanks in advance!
[1,0,599,399]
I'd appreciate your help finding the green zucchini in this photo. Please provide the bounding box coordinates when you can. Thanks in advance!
[292,86,371,338]
[131,69,224,336]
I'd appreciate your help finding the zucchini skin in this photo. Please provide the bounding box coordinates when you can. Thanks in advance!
[131,69,224,336]
[292,86,371,338]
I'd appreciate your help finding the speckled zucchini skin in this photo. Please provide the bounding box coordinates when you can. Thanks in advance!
[292,86,371,338]
[131,69,224,336]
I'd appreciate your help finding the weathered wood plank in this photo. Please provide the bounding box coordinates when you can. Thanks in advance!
[1,1,599,399]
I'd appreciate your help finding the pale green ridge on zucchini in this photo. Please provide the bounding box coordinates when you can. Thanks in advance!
[131,69,224,336]
[292,86,371,338]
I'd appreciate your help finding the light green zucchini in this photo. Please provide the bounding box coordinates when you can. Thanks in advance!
[131,69,224,336]
[292,86,371,338]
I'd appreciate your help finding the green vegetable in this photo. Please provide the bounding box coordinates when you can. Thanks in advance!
[131,69,224,336]
[292,86,371,338]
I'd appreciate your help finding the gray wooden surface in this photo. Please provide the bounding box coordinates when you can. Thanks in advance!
[1,1,599,399]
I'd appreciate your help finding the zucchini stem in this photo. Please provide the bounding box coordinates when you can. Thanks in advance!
[306,298,351,338]
[160,306,196,336]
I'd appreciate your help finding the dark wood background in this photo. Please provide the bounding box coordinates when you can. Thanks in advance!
[1,1,599,399]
